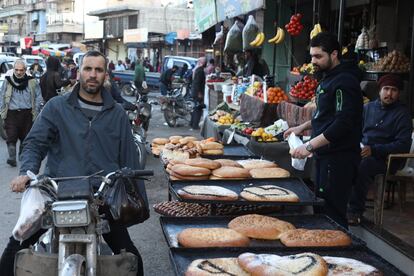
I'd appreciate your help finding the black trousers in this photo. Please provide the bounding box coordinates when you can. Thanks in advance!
[348,156,387,215]
[190,99,204,129]
[4,109,33,145]
[0,219,143,276]
[314,153,360,229]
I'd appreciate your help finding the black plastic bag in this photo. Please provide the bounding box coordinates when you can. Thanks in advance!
[104,177,149,227]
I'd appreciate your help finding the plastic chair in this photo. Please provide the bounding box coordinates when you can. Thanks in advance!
[379,132,414,225]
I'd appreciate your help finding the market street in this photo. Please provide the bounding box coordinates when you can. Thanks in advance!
[0,94,199,275]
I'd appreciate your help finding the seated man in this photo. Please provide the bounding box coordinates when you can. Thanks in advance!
[348,74,413,224]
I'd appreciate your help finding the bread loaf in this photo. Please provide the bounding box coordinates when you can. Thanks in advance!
[215,159,243,168]
[202,149,224,155]
[250,167,290,178]
[178,227,250,248]
[171,164,211,176]
[212,166,251,179]
[228,214,295,240]
[152,138,170,145]
[185,158,221,170]
[238,159,278,170]
[323,256,383,275]
[240,185,299,202]
[200,142,224,150]
[185,258,249,276]
[177,185,238,201]
[238,252,328,276]
[279,229,352,247]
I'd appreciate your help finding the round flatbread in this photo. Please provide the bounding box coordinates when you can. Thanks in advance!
[185,158,221,170]
[178,228,250,248]
[185,258,250,276]
[240,185,299,202]
[279,229,352,247]
[323,256,383,276]
[212,166,251,179]
[228,214,295,240]
[238,252,328,276]
[177,185,238,201]
[250,167,291,178]
[171,164,211,176]
[215,159,243,168]
[238,159,278,170]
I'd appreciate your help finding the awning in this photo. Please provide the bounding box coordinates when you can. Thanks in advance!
[88,5,139,18]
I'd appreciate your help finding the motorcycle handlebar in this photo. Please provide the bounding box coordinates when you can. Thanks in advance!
[117,169,154,178]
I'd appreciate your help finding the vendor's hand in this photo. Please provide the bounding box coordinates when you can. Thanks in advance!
[361,145,372,158]
[10,175,30,193]
[284,126,303,139]
[290,144,312,159]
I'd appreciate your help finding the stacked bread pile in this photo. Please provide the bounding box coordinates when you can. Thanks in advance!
[151,138,169,156]
[197,141,224,155]
[160,136,200,163]
[166,158,220,180]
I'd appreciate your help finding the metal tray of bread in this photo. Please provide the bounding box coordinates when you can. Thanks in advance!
[169,247,404,276]
[201,144,257,158]
[160,214,365,249]
[169,178,324,206]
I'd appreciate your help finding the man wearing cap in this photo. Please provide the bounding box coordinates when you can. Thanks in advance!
[348,74,413,224]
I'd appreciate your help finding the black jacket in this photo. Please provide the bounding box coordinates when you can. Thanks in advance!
[191,67,205,100]
[160,68,175,86]
[362,99,412,160]
[312,62,363,156]
[40,71,71,102]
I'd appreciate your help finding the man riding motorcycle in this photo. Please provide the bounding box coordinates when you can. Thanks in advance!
[0,50,148,276]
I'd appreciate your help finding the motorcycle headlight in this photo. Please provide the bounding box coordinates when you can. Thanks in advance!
[52,200,90,227]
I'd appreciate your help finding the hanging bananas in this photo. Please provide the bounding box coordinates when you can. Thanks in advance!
[310,23,322,39]
[249,32,265,47]
[268,27,285,44]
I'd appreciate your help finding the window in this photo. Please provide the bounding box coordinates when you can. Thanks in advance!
[128,15,137,29]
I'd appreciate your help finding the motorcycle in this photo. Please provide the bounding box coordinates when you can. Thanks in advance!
[159,83,195,127]
[14,168,153,276]
[125,82,153,169]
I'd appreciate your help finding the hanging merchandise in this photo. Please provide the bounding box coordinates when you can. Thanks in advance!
[249,32,265,47]
[268,27,285,44]
[285,13,304,36]
[355,27,370,50]
[224,20,243,53]
[242,15,260,50]
[213,25,224,45]
[310,23,322,39]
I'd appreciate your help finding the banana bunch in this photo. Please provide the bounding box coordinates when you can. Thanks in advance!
[268,27,285,44]
[310,23,322,39]
[249,32,265,47]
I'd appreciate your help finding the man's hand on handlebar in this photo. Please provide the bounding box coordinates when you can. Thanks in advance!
[10,175,30,193]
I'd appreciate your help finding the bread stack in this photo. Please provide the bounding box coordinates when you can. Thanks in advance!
[237,159,291,179]
[198,141,224,155]
[151,138,169,156]
[161,136,200,163]
[166,158,221,180]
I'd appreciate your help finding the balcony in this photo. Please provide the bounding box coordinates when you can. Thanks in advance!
[25,1,47,12]
[0,5,26,19]
[46,13,83,34]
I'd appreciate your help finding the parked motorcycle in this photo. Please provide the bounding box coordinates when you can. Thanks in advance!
[14,168,153,276]
[159,84,195,127]
[125,82,153,169]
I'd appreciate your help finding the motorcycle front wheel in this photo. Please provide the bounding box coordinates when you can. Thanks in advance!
[136,141,147,169]
[121,83,135,96]
[163,108,177,127]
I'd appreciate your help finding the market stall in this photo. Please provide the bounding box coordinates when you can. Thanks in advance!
[149,134,405,276]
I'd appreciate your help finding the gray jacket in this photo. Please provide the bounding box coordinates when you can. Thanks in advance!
[20,84,141,177]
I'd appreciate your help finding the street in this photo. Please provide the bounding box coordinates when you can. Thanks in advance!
[0,93,201,275]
